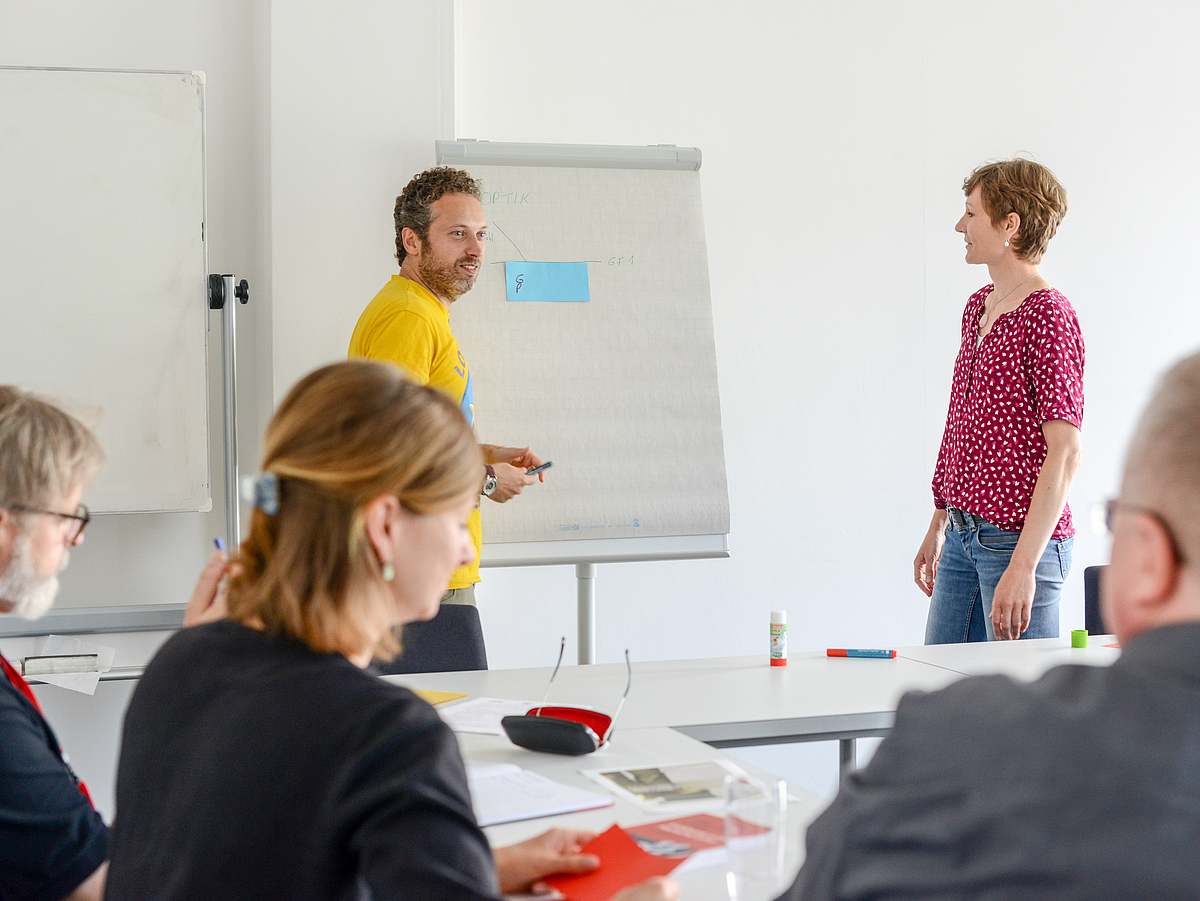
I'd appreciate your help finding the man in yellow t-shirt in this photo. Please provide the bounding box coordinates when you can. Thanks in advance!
[349,167,545,606]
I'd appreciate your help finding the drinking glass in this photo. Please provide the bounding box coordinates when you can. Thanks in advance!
[723,774,788,901]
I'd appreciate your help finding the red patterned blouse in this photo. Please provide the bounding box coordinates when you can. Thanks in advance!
[931,285,1085,539]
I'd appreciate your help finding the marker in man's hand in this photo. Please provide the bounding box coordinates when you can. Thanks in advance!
[526,461,553,477]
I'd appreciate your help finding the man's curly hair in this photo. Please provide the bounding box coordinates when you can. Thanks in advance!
[394,167,483,265]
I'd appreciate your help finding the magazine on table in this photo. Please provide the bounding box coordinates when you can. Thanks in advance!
[625,812,731,872]
[581,759,747,812]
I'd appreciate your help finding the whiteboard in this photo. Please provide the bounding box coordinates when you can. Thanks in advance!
[0,67,210,513]
[435,142,730,564]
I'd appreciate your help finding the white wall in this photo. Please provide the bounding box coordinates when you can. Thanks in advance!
[442,0,1200,671]
[5,0,1200,813]
[268,0,455,398]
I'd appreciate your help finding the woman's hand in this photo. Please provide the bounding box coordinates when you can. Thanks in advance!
[183,547,229,627]
[492,827,600,894]
[989,419,1082,639]
[991,563,1036,640]
[914,511,948,597]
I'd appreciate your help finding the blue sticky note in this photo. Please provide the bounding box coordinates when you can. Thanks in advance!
[506,262,590,303]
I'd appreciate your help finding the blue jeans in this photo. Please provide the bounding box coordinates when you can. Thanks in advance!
[924,511,1072,644]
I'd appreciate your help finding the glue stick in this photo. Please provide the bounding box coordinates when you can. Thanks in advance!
[770,610,787,666]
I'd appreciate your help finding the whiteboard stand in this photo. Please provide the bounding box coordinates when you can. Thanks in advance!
[208,275,250,548]
[482,535,729,664]
[0,273,250,641]
[576,563,596,664]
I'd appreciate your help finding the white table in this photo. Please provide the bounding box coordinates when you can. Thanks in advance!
[405,638,1123,898]
[897,634,1120,680]
[394,638,1122,774]
[396,650,964,772]
[459,726,825,900]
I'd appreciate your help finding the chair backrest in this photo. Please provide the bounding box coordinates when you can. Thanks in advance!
[1083,564,1108,634]
[375,604,488,675]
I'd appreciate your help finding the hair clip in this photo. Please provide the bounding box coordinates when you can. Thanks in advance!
[239,472,280,516]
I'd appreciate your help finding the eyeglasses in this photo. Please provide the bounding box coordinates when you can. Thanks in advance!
[1102,498,1186,564]
[501,637,633,756]
[7,503,91,542]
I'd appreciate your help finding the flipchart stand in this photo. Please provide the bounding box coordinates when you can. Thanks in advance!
[208,274,250,549]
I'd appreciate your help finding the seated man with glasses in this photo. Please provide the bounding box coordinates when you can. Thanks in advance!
[781,349,1200,900]
[0,386,226,901]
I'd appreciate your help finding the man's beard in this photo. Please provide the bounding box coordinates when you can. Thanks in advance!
[418,250,478,300]
[0,531,64,620]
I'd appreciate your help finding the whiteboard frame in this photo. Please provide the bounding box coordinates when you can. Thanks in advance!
[0,66,217,639]
[0,606,185,638]
[437,139,701,170]
[481,534,728,567]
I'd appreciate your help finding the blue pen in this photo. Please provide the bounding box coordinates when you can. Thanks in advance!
[214,537,226,553]
[827,648,897,659]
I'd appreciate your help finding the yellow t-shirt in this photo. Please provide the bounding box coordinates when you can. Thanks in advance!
[349,276,481,589]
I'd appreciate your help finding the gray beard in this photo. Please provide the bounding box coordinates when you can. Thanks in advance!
[0,532,62,620]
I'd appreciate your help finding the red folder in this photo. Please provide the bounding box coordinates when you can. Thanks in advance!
[544,825,679,901]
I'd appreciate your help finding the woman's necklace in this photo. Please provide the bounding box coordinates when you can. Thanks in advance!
[980,271,1039,331]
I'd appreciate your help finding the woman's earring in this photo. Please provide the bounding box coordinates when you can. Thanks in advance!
[381,562,395,582]
[1004,239,1010,247]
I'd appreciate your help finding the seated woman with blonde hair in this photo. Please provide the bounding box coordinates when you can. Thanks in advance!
[105,360,673,901]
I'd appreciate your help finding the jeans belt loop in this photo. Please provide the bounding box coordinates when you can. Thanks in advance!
[947,507,971,530]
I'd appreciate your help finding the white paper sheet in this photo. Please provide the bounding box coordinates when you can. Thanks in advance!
[464,760,614,827]
[438,697,539,735]
[30,635,115,695]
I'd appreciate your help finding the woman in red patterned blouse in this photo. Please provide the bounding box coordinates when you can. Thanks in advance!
[914,160,1084,643]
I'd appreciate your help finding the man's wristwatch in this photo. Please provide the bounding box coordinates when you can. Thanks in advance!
[482,464,498,497]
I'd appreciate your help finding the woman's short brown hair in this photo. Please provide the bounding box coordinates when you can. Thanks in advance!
[226,360,482,660]
[963,159,1068,264]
